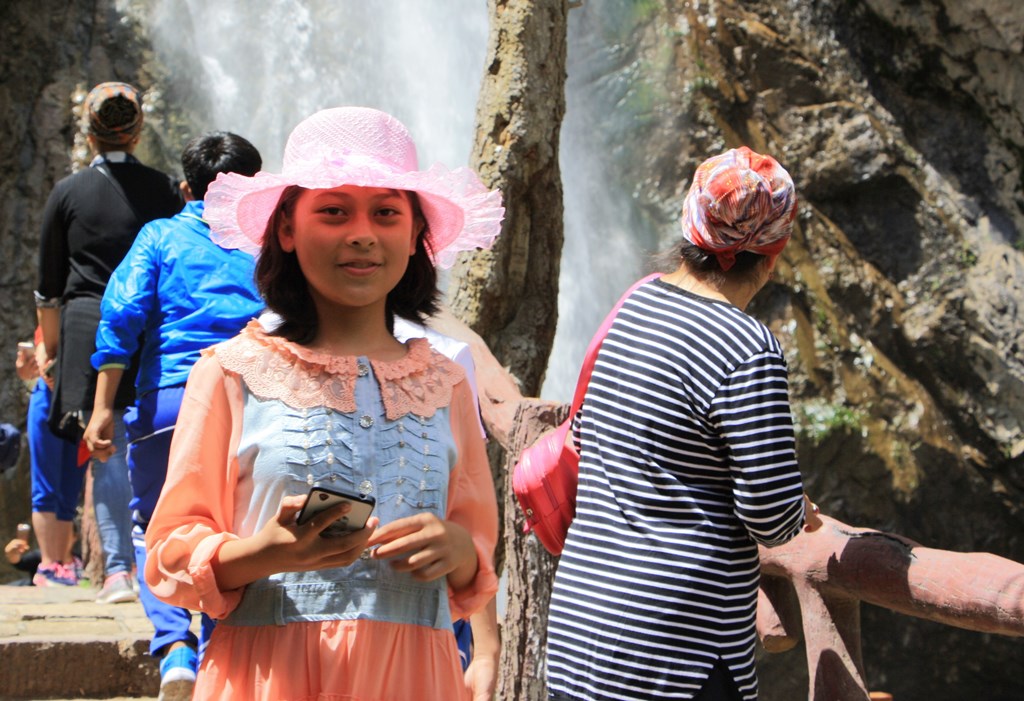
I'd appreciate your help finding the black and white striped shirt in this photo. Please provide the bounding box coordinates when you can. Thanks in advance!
[546,278,805,700]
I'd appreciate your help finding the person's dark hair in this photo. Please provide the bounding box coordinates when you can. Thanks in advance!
[182,131,262,200]
[256,187,440,344]
[656,239,768,287]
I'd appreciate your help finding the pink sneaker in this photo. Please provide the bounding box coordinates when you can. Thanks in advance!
[69,556,85,581]
[32,562,78,587]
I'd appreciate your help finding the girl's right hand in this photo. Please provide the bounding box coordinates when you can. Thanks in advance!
[277,494,379,570]
[212,495,378,590]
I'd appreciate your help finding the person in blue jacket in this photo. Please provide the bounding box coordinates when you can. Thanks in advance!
[83,131,264,701]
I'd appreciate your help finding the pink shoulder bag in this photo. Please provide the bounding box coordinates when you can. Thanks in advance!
[511,274,660,555]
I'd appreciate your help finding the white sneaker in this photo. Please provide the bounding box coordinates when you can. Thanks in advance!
[95,571,137,604]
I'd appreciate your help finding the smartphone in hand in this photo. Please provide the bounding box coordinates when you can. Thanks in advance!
[296,486,376,537]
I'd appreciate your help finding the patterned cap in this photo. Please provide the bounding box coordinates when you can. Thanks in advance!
[84,82,143,145]
[680,146,796,271]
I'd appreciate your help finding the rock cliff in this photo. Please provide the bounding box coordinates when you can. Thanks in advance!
[1,1,1021,698]
[566,1,1023,698]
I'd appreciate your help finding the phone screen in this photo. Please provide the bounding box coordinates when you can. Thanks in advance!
[296,486,375,537]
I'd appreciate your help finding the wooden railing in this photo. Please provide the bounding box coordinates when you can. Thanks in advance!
[431,310,1024,701]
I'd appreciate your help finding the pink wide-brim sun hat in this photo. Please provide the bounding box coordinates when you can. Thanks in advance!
[204,106,504,269]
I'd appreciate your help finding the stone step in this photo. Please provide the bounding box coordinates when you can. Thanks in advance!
[0,585,159,700]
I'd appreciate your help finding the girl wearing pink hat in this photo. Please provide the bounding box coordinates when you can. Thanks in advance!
[546,147,820,701]
[144,107,503,700]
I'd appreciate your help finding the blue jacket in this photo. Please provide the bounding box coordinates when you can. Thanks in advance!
[93,200,264,394]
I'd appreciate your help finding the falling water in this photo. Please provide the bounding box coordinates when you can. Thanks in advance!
[149,0,487,171]
[543,6,661,399]
[147,0,655,401]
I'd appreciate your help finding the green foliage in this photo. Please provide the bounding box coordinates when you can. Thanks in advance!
[960,246,978,268]
[630,0,661,24]
[686,74,718,93]
[595,0,658,44]
[624,79,657,118]
[795,401,864,444]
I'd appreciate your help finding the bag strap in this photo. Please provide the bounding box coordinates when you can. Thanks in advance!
[93,162,143,227]
[569,273,661,416]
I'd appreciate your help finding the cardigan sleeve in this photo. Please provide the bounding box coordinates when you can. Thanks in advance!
[444,379,499,619]
[144,354,247,619]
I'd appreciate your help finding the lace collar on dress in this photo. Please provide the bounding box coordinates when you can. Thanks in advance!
[207,321,465,420]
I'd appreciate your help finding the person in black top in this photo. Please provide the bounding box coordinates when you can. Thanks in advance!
[34,81,184,604]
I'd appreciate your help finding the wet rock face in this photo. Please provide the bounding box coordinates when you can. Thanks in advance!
[577,1,1023,698]
[0,0,108,564]
[0,0,180,578]
[2,0,1022,697]
[586,0,1023,522]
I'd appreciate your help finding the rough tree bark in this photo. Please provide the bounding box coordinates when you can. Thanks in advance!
[449,0,569,399]
[499,400,565,701]
[447,1,569,698]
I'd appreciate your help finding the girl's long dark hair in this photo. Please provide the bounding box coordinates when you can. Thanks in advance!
[255,186,440,344]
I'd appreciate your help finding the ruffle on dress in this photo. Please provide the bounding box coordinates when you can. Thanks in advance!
[206,321,465,420]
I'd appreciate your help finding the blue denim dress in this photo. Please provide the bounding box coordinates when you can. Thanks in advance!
[218,338,459,632]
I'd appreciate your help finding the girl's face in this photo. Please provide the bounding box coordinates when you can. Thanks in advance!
[279,185,421,316]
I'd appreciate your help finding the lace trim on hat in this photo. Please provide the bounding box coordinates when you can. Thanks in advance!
[207,321,464,420]
[204,159,504,268]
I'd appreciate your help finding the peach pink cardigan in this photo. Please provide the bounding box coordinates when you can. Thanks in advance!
[145,324,498,700]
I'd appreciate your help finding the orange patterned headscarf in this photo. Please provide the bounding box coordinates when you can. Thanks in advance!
[84,82,143,145]
[680,146,796,271]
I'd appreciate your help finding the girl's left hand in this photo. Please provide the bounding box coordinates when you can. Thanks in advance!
[367,513,477,588]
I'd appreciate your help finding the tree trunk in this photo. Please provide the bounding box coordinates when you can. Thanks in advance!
[498,399,566,701]
[452,1,569,697]
[449,0,569,399]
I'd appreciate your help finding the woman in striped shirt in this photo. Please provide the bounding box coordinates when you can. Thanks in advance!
[546,147,821,701]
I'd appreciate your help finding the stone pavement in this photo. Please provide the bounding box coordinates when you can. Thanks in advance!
[0,584,159,700]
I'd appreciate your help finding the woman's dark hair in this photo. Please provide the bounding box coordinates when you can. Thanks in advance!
[656,238,768,287]
[255,186,440,344]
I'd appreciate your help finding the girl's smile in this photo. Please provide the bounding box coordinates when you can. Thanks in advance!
[279,185,421,313]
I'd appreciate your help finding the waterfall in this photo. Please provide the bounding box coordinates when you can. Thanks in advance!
[543,6,660,400]
[147,0,654,401]
[149,0,488,170]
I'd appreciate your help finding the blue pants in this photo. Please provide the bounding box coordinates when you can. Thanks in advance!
[28,380,85,520]
[125,386,205,658]
[91,410,133,577]
[453,618,473,671]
